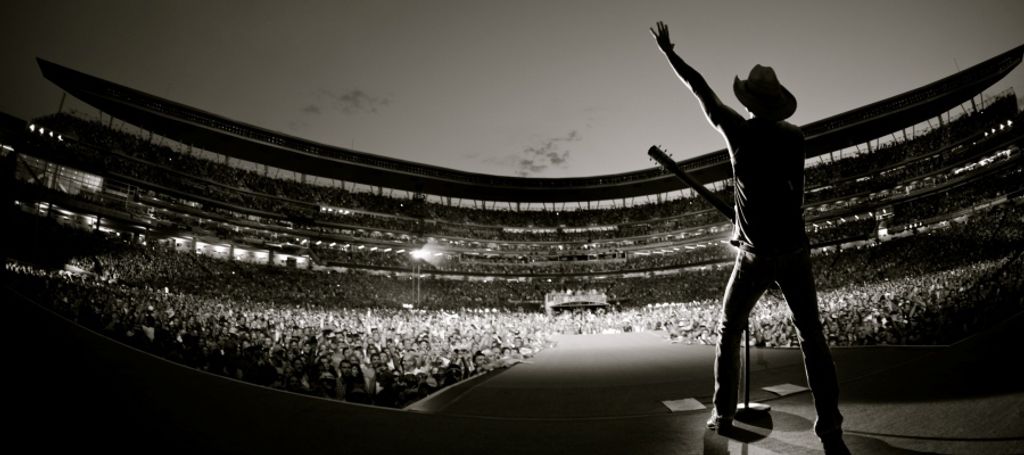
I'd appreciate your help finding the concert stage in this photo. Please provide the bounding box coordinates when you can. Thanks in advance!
[7,289,1023,454]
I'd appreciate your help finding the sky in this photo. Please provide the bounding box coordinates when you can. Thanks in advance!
[1,0,1022,178]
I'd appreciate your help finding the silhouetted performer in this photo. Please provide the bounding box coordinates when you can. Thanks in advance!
[651,21,848,454]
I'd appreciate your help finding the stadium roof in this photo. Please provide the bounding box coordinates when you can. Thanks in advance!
[37,44,1023,203]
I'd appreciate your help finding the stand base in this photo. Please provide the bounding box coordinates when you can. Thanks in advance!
[736,402,771,417]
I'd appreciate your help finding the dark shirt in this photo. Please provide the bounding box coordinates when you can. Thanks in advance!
[723,117,809,254]
[659,50,809,254]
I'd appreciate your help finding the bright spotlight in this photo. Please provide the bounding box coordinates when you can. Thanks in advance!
[410,249,429,260]
[29,124,35,132]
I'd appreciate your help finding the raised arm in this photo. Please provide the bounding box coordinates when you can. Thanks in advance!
[651,21,743,137]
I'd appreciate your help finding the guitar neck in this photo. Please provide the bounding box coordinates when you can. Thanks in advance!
[648,146,735,221]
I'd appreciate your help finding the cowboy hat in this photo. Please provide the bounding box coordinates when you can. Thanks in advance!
[733,64,797,121]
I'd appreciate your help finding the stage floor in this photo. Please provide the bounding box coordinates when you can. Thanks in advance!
[6,287,1024,454]
[410,328,1024,453]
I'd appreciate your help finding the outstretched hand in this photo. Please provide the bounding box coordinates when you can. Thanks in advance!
[650,21,674,53]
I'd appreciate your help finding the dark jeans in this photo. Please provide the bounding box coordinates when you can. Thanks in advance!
[712,246,843,439]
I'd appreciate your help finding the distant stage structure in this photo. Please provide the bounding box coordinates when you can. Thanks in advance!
[545,289,609,315]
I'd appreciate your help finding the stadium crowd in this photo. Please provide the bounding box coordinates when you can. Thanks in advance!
[5,199,1022,408]
[804,139,1018,205]
[9,265,552,407]
[889,162,1022,226]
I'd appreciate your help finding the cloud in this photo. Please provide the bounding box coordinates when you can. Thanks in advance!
[511,130,580,177]
[320,89,391,114]
[300,89,391,116]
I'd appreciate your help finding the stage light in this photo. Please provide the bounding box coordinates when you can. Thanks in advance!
[411,249,429,260]
[29,124,35,132]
